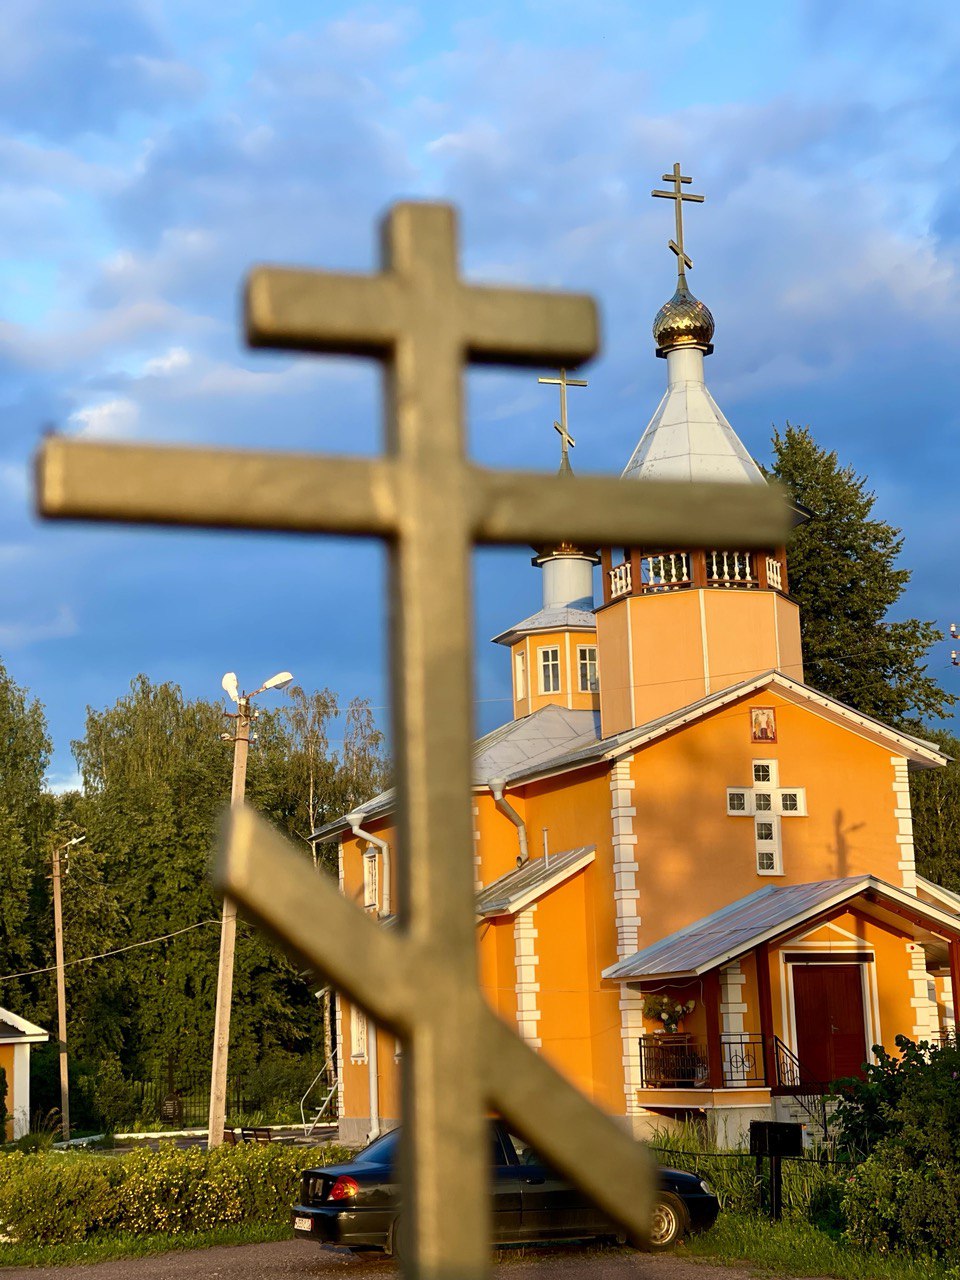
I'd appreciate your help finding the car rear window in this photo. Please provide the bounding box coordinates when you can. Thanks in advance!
[354,1129,400,1166]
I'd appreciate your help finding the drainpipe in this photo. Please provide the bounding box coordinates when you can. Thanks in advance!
[346,814,391,916]
[366,1017,380,1143]
[490,779,529,867]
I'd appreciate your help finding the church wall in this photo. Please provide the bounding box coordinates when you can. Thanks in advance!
[517,766,627,1112]
[774,594,804,682]
[512,628,599,717]
[596,604,633,736]
[704,592,798,691]
[478,917,520,1030]
[628,690,907,950]
[0,1043,14,1140]
[627,592,706,726]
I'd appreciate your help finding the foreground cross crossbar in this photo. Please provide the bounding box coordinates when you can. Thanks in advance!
[36,201,788,1280]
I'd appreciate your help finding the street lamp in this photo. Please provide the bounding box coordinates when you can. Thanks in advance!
[51,834,85,1141]
[207,669,293,1148]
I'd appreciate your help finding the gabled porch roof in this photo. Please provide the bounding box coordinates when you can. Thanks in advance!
[603,875,960,981]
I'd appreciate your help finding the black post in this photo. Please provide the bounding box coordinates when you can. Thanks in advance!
[769,1154,783,1221]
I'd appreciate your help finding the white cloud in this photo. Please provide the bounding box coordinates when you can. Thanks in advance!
[0,603,77,647]
[44,768,83,795]
[143,345,191,376]
[68,397,139,439]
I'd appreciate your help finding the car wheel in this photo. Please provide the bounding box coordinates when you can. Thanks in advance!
[648,1193,689,1251]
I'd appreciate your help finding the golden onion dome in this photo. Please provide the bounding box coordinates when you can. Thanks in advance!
[652,277,715,354]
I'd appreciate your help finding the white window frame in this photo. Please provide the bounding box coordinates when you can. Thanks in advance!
[538,645,561,695]
[363,849,379,911]
[777,789,807,816]
[752,759,779,786]
[755,814,782,875]
[350,1006,367,1061]
[514,651,526,701]
[726,788,753,816]
[577,644,599,693]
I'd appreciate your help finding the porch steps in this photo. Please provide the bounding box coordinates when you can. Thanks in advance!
[773,1094,838,1145]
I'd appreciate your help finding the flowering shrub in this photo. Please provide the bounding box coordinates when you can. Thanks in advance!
[642,994,695,1033]
[0,1141,354,1244]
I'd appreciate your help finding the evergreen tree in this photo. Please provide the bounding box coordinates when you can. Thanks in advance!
[908,727,960,892]
[769,425,953,725]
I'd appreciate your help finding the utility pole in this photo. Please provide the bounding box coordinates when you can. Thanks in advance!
[208,669,292,1148]
[207,694,251,1149]
[51,835,84,1142]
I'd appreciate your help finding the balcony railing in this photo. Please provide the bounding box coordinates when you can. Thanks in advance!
[609,561,632,598]
[638,1033,767,1089]
[707,550,756,587]
[640,552,691,593]
[607,549,785,601]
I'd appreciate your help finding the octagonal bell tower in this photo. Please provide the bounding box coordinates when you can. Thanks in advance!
[597,165,804,737]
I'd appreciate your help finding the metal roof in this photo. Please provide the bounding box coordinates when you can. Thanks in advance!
[603,875,960,981]
[0,1007,48,1041]
[622,364,767,486]
[311,705,602,839]
[491,605,597,647]
[476,846,595,918]
[311,671,949,842]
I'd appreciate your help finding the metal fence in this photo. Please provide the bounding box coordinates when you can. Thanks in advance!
[132,1070,248,1129]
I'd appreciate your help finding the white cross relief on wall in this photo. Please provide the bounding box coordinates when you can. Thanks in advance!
[726,761,807,875]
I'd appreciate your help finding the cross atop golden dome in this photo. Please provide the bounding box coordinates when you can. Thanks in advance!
[651,162,715,355]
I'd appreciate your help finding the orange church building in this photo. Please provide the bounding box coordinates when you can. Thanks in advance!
[313,194,959,1148]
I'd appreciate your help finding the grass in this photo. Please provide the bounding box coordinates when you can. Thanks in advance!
[683,1212,960,1280]
[0,1221,290,1269]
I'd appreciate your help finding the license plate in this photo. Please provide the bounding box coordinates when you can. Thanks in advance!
[294,1217,313,1232]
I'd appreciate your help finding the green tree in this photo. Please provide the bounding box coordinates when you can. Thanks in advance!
[769,425,953,724]
[0,659,55,1014]
[907,727,960,891]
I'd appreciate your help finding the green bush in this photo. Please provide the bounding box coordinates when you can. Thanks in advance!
[78,1053,139,1133]
[843,1148,960,1258]
[0,1141,354,1244]
[836,1036,960,1257]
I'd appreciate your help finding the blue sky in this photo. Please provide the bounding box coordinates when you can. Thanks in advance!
[3,1,960,789]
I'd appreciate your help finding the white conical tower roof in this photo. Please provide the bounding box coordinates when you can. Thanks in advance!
[622,343,766,486]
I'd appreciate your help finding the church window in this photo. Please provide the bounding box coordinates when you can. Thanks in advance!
[753,763,773,784]
[757,844,777,873]
[755,792,772,811]
[756,821,774,841]
[350,1006,367,1061]
[726,789,750,814]
[363,850,379,911]
[779,791,805,814]
[515,652,526,700]
[577,645,598,692]
[538,646,561,694]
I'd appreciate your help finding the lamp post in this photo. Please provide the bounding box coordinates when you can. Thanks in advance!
[207,669,293,1148]
[51,834,85,1141]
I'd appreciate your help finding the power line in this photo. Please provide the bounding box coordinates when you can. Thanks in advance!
[0,919,220,985]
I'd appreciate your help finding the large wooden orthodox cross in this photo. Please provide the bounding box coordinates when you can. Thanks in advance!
[37,201,787,1280]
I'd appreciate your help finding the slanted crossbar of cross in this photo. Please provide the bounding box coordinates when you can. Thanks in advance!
[37,202,787,1280]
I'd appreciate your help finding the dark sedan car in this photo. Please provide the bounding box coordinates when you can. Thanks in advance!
[292,1121,719,1253]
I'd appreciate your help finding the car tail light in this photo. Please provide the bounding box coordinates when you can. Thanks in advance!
[328,1176,360,1201]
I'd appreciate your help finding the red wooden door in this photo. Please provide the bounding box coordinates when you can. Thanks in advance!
[793,964,867,1083]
